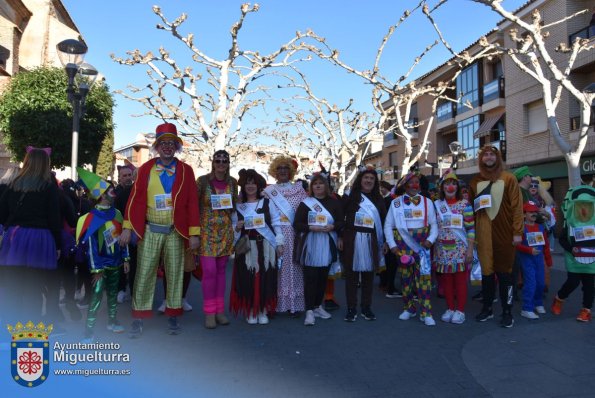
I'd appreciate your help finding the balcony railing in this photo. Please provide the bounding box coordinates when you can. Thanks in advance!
[482,77,505,103]
[437,102,456,122]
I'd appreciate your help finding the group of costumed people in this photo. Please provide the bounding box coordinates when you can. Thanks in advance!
[1,124,593,341]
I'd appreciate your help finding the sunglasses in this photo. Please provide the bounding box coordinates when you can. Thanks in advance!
[214,159,229,164]
[276,166,290,170]
[159,141,177,147]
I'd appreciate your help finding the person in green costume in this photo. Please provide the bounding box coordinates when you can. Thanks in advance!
[551,185,595,322]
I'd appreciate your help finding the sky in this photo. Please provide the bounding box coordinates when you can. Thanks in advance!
[60,0,528,148]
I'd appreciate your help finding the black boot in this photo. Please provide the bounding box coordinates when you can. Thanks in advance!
[497,272,514,328]
[476,273,495,322]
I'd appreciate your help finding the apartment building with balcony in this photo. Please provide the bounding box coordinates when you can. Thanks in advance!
[381,0,595,206]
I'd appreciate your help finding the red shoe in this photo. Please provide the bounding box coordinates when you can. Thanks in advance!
[576,308,591,322]
[551,296,563,315]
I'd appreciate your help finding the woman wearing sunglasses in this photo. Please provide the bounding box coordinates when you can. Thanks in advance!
[196,150,238,329]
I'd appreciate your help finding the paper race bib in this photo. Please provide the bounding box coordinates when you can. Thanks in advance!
[154,193,173,211]
[279,214,292,226]
[308,211,328,226]
[244,214,266,230]
[404,209,424,220]
[103,225,118,247]
[443,214,463,229]
[354,211,374,228]
[526,231,545,246]
[211,194,233,210]
[474,195,492,212]
[572,225,595,242]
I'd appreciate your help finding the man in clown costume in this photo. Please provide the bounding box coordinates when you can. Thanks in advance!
[76,168,130,343]
[551,185,595,322]
[119,123,200,337]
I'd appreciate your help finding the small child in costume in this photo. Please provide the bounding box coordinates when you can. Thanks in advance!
[76,168,130,342]
[552,185,595,322]
[516,201,552,320]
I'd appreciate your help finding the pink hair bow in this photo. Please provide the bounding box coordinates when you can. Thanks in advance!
[26,146,52,156]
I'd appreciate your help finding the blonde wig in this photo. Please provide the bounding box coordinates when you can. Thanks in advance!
[268,156,297,181]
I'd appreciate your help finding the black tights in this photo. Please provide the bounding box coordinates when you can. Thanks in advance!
[303,266,330,310]
[557,272,594,309]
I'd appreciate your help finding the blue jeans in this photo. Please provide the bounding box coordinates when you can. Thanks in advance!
[520,253,545,311]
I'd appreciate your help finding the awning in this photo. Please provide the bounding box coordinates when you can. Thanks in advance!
[473,110,505,138]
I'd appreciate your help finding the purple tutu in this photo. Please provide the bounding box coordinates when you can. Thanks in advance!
[0,226,57,270]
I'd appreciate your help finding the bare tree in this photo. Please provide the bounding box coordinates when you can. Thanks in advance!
[272,69,379,194]
[474,0,595,187]
[111,3,316,163]
[298,1,500,178]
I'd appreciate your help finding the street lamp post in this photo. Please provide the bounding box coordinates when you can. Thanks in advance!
[56,39,98,180]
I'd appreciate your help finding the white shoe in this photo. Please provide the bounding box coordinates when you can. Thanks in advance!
[534,306,546,314]
[441,309,455,323]
[257,312,269,325]
[182,299,193,312]
[157,300,166,313]
[398,310,416,320]
[304,310,315,326]
[521,310,539,320]
[451,311,466,324]
[117,290,127,304]
[246,315,258,325]
[313,306,332,319]
[424,316,436,326]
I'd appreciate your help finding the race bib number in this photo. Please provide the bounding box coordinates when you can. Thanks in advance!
[154,193,173,211]
[279,214,291,226]
[443,214,463,229]
[474,195,492,212]
[244,214,266,230]
[211,194,233,210]
[308,211,328,226]
[572,225,595,242]
[526,231,545,246]
[354,211,374,228]
[103,225,118,247]
[404,209,424,220]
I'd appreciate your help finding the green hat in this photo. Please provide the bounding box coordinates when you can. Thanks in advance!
[77,167,109,200]
[513,165,532,181]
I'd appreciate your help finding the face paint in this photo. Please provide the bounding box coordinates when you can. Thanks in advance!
[445,185,457,194]
[575,202,594,223]
[409,183,420,191]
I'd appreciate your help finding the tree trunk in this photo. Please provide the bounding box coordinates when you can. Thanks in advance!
[565,151,582,188]
[213,132,226,151]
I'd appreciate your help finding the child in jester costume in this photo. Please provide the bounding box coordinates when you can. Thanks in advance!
[76,168,130,342]
[551,185,595,322]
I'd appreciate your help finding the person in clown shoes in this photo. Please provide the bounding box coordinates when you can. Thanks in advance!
[384,171,438,326]
[119,122,200,338]
[76,168,130,343]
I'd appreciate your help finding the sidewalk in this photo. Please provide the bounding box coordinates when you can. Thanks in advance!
[2,252,593,397]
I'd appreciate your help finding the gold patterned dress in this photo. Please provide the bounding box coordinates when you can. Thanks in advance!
[196,175,238,257]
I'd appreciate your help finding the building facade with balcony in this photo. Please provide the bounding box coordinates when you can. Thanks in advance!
[381,0,595,206]
[0,0,83,175]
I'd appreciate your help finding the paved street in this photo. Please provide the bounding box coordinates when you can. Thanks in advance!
[3,252,594,397]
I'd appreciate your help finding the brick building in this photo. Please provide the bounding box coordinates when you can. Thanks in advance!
[382,0,595,207]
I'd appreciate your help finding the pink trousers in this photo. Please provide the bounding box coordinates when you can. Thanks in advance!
[200,256,228,314]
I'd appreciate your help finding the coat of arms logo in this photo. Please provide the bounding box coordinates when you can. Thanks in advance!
[7,321,52,387]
